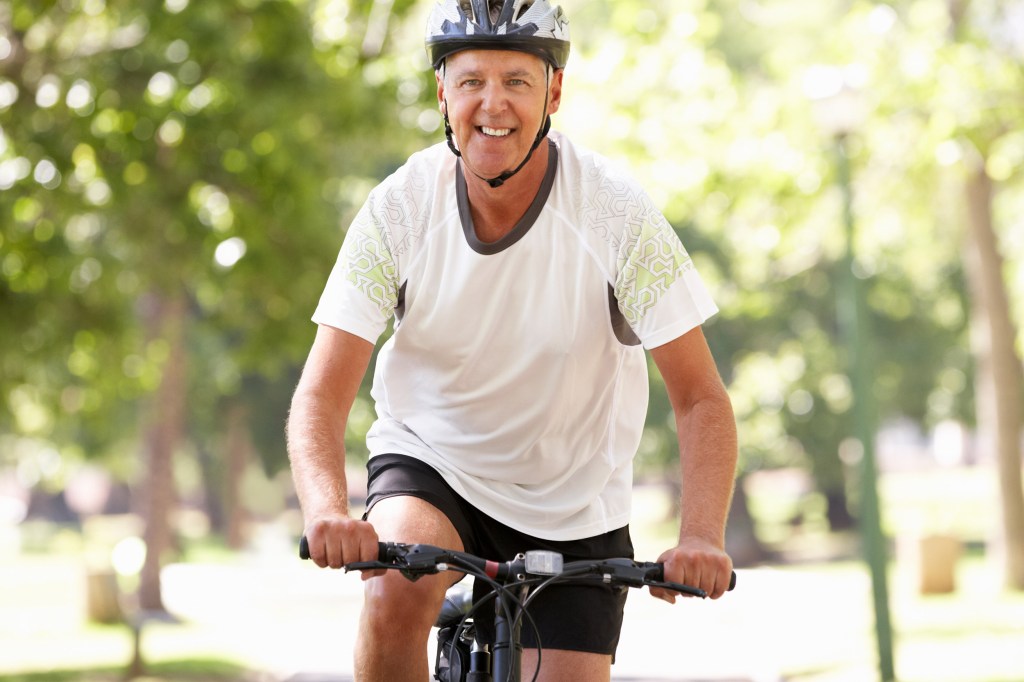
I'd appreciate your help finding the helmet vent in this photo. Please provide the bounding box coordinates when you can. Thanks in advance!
[513,1,529,22]
[426,0,570,70]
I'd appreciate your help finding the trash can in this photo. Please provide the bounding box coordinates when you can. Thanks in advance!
[918,534,961,594]
[85,567,125,624]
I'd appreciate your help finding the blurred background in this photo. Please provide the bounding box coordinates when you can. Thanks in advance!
[1,0,1023,680]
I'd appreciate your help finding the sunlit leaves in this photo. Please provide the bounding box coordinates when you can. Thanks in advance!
[554,0,1009,492]
[2,0,1017,495]
[0,0,434,474]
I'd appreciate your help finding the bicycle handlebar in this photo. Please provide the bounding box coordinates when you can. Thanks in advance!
[298,536,736,596]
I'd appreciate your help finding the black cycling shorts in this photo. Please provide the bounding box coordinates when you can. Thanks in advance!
[364,453,634,658]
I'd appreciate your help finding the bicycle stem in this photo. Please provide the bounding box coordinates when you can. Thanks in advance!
[490,583,528,682]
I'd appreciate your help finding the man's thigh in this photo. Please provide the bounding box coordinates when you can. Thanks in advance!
[365,494,465,552]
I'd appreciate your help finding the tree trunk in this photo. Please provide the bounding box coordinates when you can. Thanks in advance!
[224,401,251,550]
[196,443,226,537]
[963,164,1024,590]
[823,486,857,531]
[137,293,189,611]
[807,438,857,532]
[725,473,772,566]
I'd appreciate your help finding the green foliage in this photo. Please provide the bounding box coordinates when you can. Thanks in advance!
[0,0,436,479]
[2,0,1021,520]
[558,0,1018,498]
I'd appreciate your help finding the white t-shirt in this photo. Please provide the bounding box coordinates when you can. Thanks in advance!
[313,131,717,540]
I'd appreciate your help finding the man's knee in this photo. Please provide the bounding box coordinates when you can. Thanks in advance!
[361,569,450,637]
[359,492,465,643]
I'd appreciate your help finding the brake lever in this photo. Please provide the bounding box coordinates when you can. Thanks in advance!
[645,580,708,599]
[581,557,658,588]
[344,560,439,583]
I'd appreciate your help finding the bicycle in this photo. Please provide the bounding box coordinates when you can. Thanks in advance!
[299,537,736,682]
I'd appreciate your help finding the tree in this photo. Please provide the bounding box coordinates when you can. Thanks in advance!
[1,0,434,607]
[964,159,1024,589]
[858,0,1024,589]
[558,0,1018,562]
[955,0,1024,593]
[5,0,1020,590]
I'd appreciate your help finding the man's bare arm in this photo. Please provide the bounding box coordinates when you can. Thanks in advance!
[649,326,738,600]
[287,324,376,568]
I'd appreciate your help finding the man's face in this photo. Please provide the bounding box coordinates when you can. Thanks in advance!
[437,49,562,181]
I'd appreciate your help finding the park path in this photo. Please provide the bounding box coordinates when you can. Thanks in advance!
[0,544,877,681]
[158,556,871,682]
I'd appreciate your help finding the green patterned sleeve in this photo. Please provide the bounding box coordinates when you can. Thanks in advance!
[338,199,400,316]
[614,210,695,329]
[311,194,400,342]
[612,194,716,348]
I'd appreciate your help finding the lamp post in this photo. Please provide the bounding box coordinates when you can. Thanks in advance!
[807,67,896,682]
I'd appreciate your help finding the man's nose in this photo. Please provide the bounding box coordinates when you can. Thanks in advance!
[479,82,509,115]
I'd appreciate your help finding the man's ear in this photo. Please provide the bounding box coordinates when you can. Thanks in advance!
[436,69,446,112]
[548,68,564,115]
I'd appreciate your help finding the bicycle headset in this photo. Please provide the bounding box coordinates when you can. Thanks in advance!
[425,0,571,189]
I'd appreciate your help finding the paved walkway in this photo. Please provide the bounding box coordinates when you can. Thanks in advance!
[281,676,755,682]
[158,558,862,682]
[0,533,881,682]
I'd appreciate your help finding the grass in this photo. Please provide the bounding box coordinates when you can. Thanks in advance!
[639,466,1024,682]
[0,659,251,682]
[860,557,1021,681]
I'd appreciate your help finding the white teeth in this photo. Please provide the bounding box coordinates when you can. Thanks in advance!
[481,126,511,137]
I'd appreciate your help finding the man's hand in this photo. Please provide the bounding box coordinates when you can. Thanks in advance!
[652,536,733,602]
[303,514,381,578]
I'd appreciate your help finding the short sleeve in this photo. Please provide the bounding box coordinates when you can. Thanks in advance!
[312,196,399,343]
[613,201,718,349]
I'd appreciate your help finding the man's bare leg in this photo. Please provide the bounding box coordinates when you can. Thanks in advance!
[522,649,612,682]
[354,495,464,681]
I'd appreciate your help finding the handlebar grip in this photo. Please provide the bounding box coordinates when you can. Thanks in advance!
[298,536,395,563]
[652,564,737,592]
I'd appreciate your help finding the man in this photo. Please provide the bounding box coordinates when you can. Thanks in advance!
[287,1,737,680]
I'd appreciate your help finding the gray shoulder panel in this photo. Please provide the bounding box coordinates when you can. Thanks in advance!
[608,283,641,346]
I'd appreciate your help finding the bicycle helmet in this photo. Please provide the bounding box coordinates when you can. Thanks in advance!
[426,0,571,71]
[427,0,571,188]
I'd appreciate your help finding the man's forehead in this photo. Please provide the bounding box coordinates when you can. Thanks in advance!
[443,49,547,76]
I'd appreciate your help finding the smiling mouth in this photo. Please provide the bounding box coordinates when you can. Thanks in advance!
[479,126,513,138]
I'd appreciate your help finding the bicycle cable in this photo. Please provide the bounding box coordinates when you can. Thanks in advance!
[444,557,544,682]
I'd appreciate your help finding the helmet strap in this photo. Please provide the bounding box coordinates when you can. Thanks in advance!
[443,106,462,158]
[481,112,549,188]
[443,65,553,189]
